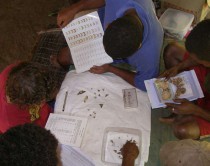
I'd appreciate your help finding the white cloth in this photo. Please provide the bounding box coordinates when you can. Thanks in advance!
[55,70,151,166]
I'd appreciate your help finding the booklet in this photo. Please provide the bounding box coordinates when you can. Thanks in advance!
[62,11,113,73]
[45,113,88,147]
[144,70,204,109]
[59,144,95,166]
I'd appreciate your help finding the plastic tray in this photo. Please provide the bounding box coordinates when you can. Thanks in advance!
[159,8,194,39]
[101,127,142,166]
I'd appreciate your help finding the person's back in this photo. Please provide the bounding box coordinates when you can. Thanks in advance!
[0,62,58,133]
[102,0,163,90]
[56,0,163,91]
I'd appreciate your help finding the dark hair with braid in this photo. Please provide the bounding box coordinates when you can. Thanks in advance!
[185,19,210,61]
[103,15,143,59]
[6,62,58,106]
[0,123,59,166]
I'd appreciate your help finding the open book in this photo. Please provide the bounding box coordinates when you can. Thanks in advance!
[62,11,113,73]
[45,113,88,147]
[144,70,204,109]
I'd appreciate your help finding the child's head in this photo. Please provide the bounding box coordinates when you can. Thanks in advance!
[103,14,143,59]
[185,19,210,63]
[0,123,59,166]
[185,19,210,92]
[6,62,58,106]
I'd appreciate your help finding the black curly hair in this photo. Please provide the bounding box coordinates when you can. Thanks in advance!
[0,123,58,166]
[185,19,210,61]
[6,62,58,106]
[103,14,143,59]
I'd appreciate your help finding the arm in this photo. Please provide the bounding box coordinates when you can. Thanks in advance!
[122,156,135,166]
[90,64,135,86]
[166,99,210,122]
[121,141,139,166]
[159,55,199,79]
[57,0,105,27]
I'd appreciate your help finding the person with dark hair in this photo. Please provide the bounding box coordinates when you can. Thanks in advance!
[56,0,163,91]
[0,62,58,133]
[159,19,210,140]
[0,123,59,166]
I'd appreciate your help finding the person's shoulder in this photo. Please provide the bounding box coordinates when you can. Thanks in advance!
[0,62,22,88]
[1,61,21,75]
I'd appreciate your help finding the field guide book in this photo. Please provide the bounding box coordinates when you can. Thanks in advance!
[144,70,204,109]
[45,113,88,147]
[62,11,113,73]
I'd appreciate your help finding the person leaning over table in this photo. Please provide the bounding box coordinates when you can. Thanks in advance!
[159,19,210,140]
[0,61,58,133]
[0,123,61,166]
[56,0,163,91]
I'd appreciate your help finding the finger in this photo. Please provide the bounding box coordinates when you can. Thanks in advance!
[171,107,175,113]
[57,19,63,28]
[171,107,178,114]
[165,102,176,107]
[173,98,188,103]
[157,71,166,78]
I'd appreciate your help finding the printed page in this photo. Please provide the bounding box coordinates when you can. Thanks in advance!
[144,70,204,108]
[62,11,113,73]
[59,144,95,166]
[45,113,88,147]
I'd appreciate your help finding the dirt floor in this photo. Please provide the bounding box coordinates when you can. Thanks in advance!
[0,0,70,71]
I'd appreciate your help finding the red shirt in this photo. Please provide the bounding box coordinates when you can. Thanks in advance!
[184,52,210,136]
[0,63,52,133]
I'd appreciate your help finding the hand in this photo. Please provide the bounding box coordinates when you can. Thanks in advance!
[89,64,110,74]
[57,6,77,28]
[158,65,180,80]
[121,141,139,160]
[165,98,200,115]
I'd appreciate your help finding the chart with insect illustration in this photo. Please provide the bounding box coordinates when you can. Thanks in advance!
[45,113,88,147]
[62,11,113,73]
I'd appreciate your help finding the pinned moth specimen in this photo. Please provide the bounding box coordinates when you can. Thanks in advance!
[99,104,103,108]
[84,96,88,103]
[77,90,86,95]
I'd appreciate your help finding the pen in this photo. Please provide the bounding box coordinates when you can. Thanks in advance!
[62,91,68,112]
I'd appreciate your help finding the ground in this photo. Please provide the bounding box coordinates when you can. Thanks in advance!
[0,0,69,71]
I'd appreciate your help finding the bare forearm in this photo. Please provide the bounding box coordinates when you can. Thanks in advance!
[107,65,135,86]
[178,57,199,72]
[122,156,135,166]
[194,107,210,122]
[72,0,105,13]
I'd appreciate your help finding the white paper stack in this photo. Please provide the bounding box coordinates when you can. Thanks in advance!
[62,11,113,73]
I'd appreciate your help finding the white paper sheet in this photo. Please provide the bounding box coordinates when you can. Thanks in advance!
[62,11,113,73]
[55,70,151,166]
[59,144,95,166]
[144,70,204,109]
[45,113,88,147]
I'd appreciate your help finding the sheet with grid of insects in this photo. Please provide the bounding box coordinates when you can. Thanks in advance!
[45,113,88,147]
[62,11,113,73]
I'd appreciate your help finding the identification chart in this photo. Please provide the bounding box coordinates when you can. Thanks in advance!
[45,113,88,147]
[62,11,113,73]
